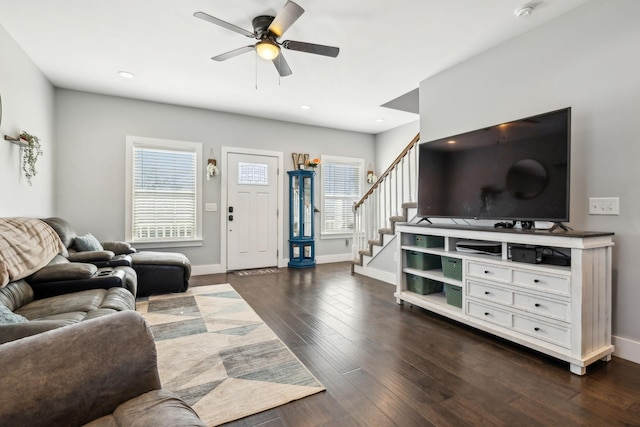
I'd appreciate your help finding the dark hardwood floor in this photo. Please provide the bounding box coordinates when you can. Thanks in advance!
[190,263,640,427]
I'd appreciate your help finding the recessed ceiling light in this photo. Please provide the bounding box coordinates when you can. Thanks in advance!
[375,118,385,123]
[301,105,311,110]
[514,5,534,18]
[447,140,456,144]
[117,71,134,79]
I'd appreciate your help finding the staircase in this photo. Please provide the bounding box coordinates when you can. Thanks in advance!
[351,133,420,283]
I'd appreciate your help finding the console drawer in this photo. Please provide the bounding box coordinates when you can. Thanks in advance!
[512,270,570,296]
[467,261,512,283]
[466,300,511,328]
[513,292,570,322]
[513,314,570,348]
[467,280,512,305]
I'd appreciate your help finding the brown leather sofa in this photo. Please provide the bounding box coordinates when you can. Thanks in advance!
[0,217,136,344]
[0,310,205,427]
[0,279,134,345]
[43,217,191,297]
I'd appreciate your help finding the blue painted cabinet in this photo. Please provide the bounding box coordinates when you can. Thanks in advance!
[288,170,315,268]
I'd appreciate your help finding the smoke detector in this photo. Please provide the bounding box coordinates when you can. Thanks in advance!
[514,5,535,18]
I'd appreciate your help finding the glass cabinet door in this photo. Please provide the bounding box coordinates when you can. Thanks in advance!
[291,175,300,237]
[303,176,312,238]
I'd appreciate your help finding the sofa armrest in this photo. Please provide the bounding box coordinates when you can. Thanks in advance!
[102,241,136,255]
[0,320,75,345]
[28,262,97,283]
[0,311,161,427]
[68,250,116,263]
[28,268,134,300]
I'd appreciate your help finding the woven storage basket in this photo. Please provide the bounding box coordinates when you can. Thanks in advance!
[406,274,443,295]
[441,256,462,280]
[406,252,441,270]
[444,283,463,308]
[414,235,444,248]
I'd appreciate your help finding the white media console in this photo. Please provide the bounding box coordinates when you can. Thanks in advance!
[395,224,614,375]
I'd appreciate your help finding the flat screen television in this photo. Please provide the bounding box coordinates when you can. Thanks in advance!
[418,107,571,223]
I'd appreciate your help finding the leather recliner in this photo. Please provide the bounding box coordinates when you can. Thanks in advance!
[42,217,191,297]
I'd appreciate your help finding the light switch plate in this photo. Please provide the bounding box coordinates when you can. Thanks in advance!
[588,197,619,215]
[205,203,217,212]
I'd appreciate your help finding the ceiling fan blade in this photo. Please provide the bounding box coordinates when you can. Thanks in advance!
[194,11,255,38]
[272,54,292,77]
[282,40,340,58]
[268,1,305,37]
[212,45,255,62]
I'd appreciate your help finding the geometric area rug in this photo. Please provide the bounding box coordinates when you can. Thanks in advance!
[136,283,325,426]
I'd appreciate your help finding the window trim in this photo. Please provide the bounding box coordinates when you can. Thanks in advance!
[125,136,203,246]
[320,155,364,239]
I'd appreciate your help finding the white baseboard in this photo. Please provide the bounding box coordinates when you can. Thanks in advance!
[613,335,640,365]
[193,254,352,275]
[316,253,352,264]
[191,264,225,276]
[353,265,396,285]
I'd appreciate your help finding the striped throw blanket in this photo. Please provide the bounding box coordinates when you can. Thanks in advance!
[0,218,65,287]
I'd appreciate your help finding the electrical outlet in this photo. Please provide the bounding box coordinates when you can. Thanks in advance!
[588,197,619,215]
[205,203,217,212]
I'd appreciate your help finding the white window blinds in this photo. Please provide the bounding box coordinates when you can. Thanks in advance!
[321,155,363,235]
[126,137,201,243]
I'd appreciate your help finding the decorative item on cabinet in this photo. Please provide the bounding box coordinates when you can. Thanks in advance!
[297,153,306,170]
[206,149,218,180]
[306,157,320,169]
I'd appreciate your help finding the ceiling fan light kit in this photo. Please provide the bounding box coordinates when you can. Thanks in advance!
[256,40,280,60]
[194,0,339,77]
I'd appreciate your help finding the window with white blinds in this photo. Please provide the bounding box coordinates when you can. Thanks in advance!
[320,155,364,236]
[125,137,202,243]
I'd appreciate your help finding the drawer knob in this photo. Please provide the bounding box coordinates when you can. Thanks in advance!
[484,312,490,316]
[534,327,540,331]
[534,303,541,307]
[484,270,490,274]
[533,279,540,283]
[484,291,490,295]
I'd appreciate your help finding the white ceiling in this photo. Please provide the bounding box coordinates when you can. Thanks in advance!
[0,0,591,134]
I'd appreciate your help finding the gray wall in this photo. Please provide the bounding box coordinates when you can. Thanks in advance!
[375,120,419,176]
[0,24,55,216]
[54,89,375,268]
[419,0,640,356]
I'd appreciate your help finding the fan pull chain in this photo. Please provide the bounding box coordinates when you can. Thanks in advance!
[255,51,258,90]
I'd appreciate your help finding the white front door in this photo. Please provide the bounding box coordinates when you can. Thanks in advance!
[226,152,279,270]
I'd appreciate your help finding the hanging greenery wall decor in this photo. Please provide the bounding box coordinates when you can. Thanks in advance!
[19,131,43,185]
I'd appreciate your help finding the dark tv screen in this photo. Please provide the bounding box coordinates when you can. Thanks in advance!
[418,107,571,222]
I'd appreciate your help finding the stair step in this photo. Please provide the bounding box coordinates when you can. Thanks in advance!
[390,216,406,223]
[379,228,393,235]
[368,239,382,246]
[402,202,418,209]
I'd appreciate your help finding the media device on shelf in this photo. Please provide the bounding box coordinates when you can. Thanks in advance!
[418,107,571,228]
